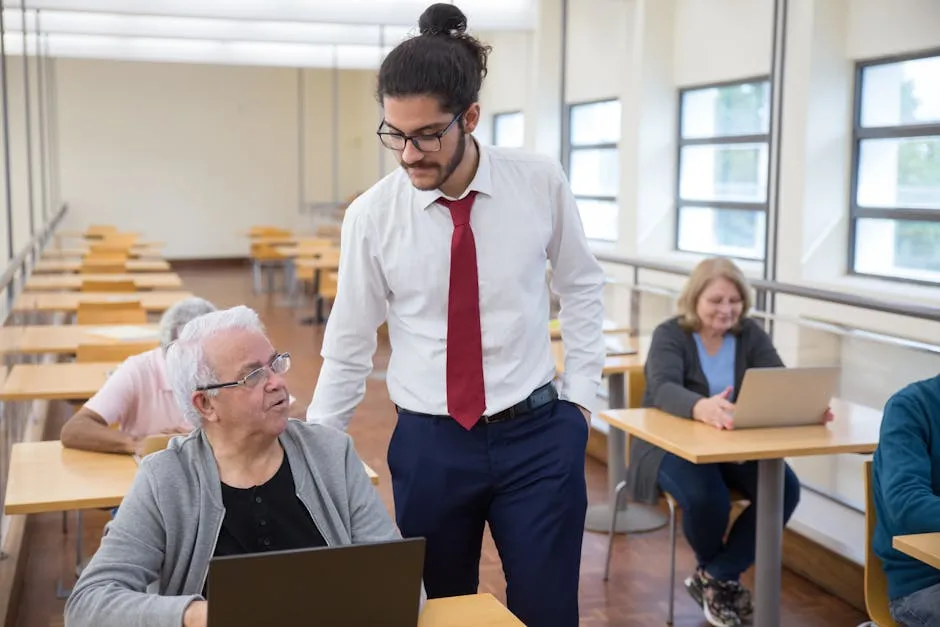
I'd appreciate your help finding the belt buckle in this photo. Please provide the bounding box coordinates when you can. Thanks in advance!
[483,406,515,424]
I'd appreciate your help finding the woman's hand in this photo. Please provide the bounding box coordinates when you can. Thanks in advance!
[692,386,735,430]
[822,406,834,423]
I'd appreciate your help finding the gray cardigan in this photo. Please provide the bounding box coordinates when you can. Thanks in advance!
[65,420,403,627]
[626,316,784,504]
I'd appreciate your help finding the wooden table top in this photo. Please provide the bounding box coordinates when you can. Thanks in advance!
[0,324,160,355]
[33,259,171,274]
[598,398,882,463]
[551,333,648,376]
[419,594,523,626]
[25,272,182,291]
[13,290,193,313]
[0,362,115,401]
[4,440,380,516]
[43,246,164,259]
[4,441,138,514]
[893,533,940,570]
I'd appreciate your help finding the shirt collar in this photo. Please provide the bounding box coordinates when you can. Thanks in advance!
[411,139,494,213]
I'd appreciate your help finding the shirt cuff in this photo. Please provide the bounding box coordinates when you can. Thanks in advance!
[558,373,599,415]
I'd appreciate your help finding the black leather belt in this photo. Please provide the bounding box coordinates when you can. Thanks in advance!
[396,382,558,424]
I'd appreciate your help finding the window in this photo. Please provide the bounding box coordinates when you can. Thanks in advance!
[850,52,940,284]
[675,78,771,260]
[566,99,621,241]
[491,111,524,148]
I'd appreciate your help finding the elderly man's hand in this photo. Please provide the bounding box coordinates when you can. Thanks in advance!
[183,600,207,627]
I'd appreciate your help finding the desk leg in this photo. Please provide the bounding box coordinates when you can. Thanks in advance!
[55,511,85,600]
[584,373,667,534]
[754,458,784,627]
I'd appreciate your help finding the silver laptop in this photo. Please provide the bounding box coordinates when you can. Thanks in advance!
[731,366,839,429]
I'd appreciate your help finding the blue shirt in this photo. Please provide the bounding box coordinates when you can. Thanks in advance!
[693,333,736,397]
[873,375,940,601]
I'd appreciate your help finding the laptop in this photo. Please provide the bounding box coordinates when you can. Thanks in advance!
[206,537,426,627]
[731,366,839,429]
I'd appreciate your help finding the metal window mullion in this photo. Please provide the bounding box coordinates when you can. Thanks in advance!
[678,200,768,212]
[678,134,770,147]
[856,125,940,141]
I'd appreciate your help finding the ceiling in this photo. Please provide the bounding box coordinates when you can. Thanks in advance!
[2,0,536,69]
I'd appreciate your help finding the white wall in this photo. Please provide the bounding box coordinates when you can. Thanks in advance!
[54,59,387,259]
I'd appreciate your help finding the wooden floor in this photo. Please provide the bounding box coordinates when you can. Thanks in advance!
[14,265,868,627]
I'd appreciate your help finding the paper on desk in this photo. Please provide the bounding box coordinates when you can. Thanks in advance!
[605,336,637,356]
[86,326,160,342]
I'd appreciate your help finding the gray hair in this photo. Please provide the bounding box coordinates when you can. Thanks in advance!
[165,305,266,427]
[159,297,218,351]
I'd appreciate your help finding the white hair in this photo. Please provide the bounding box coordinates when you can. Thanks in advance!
[158,297,218,351]
[165,305,266,427]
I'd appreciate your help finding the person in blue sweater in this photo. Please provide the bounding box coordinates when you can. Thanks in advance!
[872,374,940,626]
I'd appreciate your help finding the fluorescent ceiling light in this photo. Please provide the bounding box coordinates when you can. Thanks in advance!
[3,33,395,70]
[5,10,414,46]
[20,0,537,30]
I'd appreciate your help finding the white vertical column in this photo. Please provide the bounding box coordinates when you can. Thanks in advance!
[524,0,563,159]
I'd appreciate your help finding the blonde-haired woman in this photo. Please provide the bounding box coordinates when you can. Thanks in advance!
[626,257,814,627]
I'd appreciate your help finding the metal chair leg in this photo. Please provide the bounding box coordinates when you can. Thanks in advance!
[252,262,262,294]
[603,479,629,581]
[666,496,677,625]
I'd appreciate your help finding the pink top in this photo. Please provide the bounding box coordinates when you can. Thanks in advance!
[84,347,192,439]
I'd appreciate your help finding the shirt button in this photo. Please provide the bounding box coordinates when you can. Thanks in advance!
[263,538,271,547]
[255,496,262,504]
[259,519,267,526]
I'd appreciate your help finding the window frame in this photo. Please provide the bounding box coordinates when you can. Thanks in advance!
[674,75,771,261]
[848,47,940,286]
[490,110,524,148]
[564,97,620,242]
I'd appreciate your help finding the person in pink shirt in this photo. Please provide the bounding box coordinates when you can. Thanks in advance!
[61,297,218,455]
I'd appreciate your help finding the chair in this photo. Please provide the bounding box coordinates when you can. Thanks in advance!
[76,301,147,325]
[76,341,159,363]
[80,279,137,293]
[862,460,900,627]
[250,242,286,294]
[89,243,134,256]
[605,481,749,625]
[85,225,117,239]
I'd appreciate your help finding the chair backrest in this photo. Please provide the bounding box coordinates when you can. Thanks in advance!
[85,225,117,239]
[864,460,901,627]
[76,301,148,324]
[76,340,159,363]
[90,243,134,255]
[80,279,137,293]
[83,253,129,266]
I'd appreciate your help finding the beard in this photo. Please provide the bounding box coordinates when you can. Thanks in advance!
[402,132,466,191]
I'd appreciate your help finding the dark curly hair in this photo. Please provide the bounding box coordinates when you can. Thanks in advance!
[376,3,492,114]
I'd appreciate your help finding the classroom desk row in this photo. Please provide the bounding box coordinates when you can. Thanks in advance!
[13,290,192,313]
[33,259,171,274]
[25,273,182,291]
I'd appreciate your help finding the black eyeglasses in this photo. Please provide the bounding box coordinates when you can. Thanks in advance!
[377,113,461,153]
[195,352,291,392]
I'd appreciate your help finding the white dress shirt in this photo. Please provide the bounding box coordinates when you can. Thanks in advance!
[307,143,606,431]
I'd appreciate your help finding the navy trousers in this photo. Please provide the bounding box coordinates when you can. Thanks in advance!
[658,453,801,581]
[388,396,588,627]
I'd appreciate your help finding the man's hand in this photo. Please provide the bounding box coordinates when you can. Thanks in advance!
[182,600,207,627]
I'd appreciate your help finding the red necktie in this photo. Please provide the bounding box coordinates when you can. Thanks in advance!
[438,192,486,430]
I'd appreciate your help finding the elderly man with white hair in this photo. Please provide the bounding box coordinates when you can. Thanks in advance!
[64,305,404,627]
[61,296,218,455]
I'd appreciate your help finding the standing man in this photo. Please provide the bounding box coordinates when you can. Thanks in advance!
[306,3,605,625]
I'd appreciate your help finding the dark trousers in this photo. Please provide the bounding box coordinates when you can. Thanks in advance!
[388,397,588,627]
[657,453,801,582]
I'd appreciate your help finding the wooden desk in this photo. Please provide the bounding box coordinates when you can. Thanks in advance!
[25,273,182,291]
[5,441,137,514]
[552,335,657,533]
[43,246,164,259]
[0,362,115,401]
[33,259,171,274]
[0,324,160,355]
[419,594,523,626]
[893,533,940,570]
[13,290,192,313]
[599,400,881,627]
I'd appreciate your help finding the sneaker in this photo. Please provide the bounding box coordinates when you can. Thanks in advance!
[726,581,753,624]
[683,569,706,606]
[700,574,743,627]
